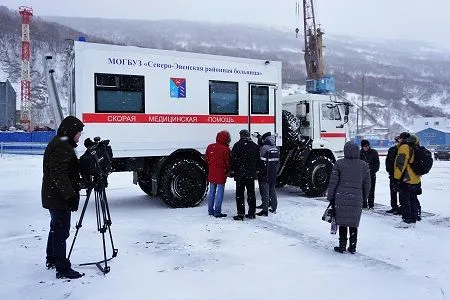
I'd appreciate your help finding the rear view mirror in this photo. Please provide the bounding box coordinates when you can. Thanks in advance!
[296,103,307,118]
[344,115,348,122]
[344,105,350,116]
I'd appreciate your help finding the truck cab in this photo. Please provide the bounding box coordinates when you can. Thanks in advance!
[277,93,350,196]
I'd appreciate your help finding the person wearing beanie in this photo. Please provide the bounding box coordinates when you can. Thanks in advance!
[230,129,260,220]
[393,133,422,228]
[385,136,401,214]
[256,134,280,216]
[360,139,380,209]
[41,116,85,279]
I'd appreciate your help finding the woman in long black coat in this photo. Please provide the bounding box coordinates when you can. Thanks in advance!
[327,141,371,254]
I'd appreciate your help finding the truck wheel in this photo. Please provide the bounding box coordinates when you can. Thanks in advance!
[300,156,333,197]
[275,176,287,188]
[137,171,153,196]
[282,110,300,145]
[160,159,207,208]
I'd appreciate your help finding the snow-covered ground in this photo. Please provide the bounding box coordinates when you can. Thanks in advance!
[1,155,449,300]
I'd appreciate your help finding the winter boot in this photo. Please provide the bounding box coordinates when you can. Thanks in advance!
[334,239,347,254]
[233,215,244,221]
[256,210,268,217]
[348,238,357,254]
[56,260,84,279]
[214,213,227,218]
[245,214,256,219]
[46,257,56,270]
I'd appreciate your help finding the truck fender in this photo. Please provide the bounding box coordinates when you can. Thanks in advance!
[151,157,170,195]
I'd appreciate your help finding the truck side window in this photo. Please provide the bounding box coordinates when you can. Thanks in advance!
[95,73,145,113]
[251,85,269,114]
[321,104,341,120]
[209,81,238,115]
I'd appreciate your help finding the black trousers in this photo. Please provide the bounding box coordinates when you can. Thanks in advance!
[399,183,420,221]
[235,178,256,216]
[389,176,399,209]
[46,209,71,270]
[364,174,376,208]
[339,226,358,242]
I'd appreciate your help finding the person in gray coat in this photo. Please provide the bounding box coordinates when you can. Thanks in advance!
[327,141,371,254]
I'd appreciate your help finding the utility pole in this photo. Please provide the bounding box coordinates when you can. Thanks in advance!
[361,74,365,133]
[356,108,359,135]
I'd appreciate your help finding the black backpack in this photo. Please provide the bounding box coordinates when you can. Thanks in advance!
[409,145,433,176]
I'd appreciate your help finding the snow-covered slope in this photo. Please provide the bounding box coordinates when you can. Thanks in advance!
[1,5,450,131]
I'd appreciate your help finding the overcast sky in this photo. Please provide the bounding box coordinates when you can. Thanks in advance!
[3,0,450,49]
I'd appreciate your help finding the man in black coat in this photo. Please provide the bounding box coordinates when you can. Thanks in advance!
[385,137,401,214]
[360,139,380,209]
[42,116,85,279]
[231,129,260,220]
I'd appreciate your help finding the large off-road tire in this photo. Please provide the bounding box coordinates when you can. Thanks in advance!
[282,110,300,146]
[160,159,207,208]
[275,175,288,188]
[300,156,333,197]
[137,171,153,196]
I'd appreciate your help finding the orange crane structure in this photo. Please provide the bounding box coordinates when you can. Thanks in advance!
[296,0,335,94]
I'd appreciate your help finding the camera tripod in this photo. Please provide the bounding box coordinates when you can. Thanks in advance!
[68,175,118,274]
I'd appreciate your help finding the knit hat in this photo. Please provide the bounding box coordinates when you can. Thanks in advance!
[239,129,250,138]
[361,139,370,147]
[399,132,410,140]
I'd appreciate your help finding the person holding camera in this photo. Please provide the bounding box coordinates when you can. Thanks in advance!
[42,116,85,279]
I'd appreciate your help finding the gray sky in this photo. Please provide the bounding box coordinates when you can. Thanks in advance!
[3,0,450,49]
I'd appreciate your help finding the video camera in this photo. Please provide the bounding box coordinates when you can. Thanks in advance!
[79,136,113,178]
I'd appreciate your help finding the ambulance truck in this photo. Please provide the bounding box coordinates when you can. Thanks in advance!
[59,41,349,208]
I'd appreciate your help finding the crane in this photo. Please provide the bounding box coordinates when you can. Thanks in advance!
[296,0,335,94]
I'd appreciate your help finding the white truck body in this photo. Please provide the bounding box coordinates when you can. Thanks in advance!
[69,41,283,158]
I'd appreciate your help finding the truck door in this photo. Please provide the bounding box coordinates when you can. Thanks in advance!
[248,84,277,139]
[319,103,346,152]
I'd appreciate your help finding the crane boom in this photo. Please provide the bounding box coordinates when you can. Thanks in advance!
[303,0,324,80]
[297,0,335,94]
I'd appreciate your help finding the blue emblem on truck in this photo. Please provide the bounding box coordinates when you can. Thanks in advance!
[170,78,186,98]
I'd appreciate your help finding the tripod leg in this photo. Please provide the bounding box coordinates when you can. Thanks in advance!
[101,190,118,257]
[78,183,117,274]
[100,227,110,274]
[97,188,111,274]
[68,188,93,259]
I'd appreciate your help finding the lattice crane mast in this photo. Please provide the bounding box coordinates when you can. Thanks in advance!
[296,0,334,94]
[19,6,33,131]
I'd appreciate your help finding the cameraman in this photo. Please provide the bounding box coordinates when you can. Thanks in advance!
[42,116,84,279]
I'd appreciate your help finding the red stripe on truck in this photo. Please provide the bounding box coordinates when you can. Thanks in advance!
[82,113,275,124]
[320,132,346,138]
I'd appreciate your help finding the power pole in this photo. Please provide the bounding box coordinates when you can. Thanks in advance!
[356,108,359,135]
[361,74,365,133]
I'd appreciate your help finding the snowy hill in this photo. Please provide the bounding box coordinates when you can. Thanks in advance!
[1,5,450,131]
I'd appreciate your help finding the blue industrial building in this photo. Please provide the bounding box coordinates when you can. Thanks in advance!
[415,128,450,147]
